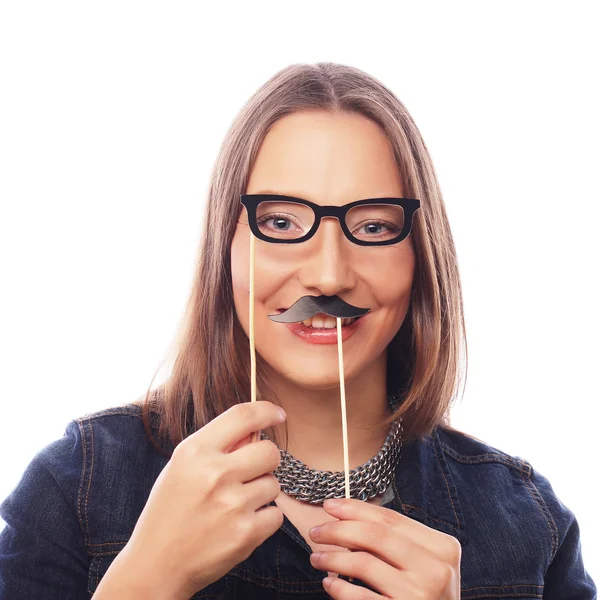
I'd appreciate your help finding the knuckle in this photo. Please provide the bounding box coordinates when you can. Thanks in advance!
[384,510,403,527]
[267,474,281,496]
[255,474,280,502]
[274,507,284,528]
[445,535,462,563]
[351,551,373,574]
[261,505,284,536]
[232,400,279,425]
[234,513,256,544]
[428,562,454,593]
[229,402,252,419]
[366,523,388,544]
[263,441,282,468]
[267,508,284,534]
[215,489,243,513]
[172,440,194,462]
[201,463,227,490]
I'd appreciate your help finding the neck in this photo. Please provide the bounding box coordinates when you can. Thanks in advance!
[266,353,393,472]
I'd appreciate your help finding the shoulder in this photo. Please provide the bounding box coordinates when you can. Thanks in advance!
[17,402,164,511]
[76,401,145,422]
[72,403,171,553]
[73,401,172,478]
[74,402,147,444]
[435,425,577,566]
[436,425,530,473]
[433,426,597,594]
[0,403,170,597]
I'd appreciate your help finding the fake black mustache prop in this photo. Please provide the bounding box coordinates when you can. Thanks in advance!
[268,295,370,323]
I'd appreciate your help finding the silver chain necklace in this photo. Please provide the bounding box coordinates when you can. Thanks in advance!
[260,397,403,505]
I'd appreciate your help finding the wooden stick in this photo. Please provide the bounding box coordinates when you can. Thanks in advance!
[336,317,350,499]
[337,317,354,583]
[250,234,258,443]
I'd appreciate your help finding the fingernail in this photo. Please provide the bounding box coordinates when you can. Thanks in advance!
[323,576,334,588]
[309,525,322,536]
[324,498,342,509]
[310,551,323,563]
[277,407,287,421]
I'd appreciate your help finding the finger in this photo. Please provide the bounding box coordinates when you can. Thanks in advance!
[323,497,452,557]
[227,433,252,453]
[310,520,439,573]
[243,473,281,511]
[252,504,285,541]
[229,439,281,482]
[319,574,382,600]
[191,401,286,453]
[311,550,400,598]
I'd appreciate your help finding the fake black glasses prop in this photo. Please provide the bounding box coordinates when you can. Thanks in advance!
[240,194,421,246]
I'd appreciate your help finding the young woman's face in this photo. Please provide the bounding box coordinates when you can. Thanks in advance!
[231,110,415,390]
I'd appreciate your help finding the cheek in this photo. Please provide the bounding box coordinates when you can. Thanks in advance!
[371,244,415,327]
[230,230,296,334]
[387,252,414,303]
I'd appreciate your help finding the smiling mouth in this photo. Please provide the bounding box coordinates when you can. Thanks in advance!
[275,309,362,329]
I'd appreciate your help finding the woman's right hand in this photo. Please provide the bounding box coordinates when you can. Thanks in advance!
[118,401,287,598]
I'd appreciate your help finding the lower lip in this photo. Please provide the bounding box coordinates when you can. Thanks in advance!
[283,316,364,344]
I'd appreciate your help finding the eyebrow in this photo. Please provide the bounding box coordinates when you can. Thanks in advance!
[251,190,405,203]
[251,190,319,204]
[253,189,301,197]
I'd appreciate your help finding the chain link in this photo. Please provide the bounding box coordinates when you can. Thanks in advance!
[261,408,403,505]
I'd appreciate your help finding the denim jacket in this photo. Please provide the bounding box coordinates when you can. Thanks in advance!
[0,403,596,599]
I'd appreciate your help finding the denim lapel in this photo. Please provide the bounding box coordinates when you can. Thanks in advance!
[384,426,468,546]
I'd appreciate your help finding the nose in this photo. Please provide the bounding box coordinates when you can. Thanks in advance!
[297,216,357,297]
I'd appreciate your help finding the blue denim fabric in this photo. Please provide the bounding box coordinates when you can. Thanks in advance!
[0,403,596,599]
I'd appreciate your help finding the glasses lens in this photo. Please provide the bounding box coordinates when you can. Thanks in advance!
[346,204,405,243]
[256,201,315,240]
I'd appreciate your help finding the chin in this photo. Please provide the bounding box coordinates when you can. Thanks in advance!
[267,356,362,391]
[281,373,347,391]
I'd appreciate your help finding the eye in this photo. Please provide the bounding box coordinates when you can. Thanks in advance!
[364,223,385,234]
[255,213,306,238]
[257,214,298,230]
[346,203,405,242]
[273,217,291,230]
[353,220,400,238]
[254,201,315,241]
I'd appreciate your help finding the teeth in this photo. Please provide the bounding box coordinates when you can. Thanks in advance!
[322,316,336,329]
[301,315,358,328]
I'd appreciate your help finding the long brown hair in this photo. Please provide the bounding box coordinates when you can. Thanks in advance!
[136,62,469,457]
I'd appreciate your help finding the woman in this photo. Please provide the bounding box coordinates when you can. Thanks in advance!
[0,62,596,599]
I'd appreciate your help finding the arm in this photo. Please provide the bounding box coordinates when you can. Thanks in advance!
[0,420,90,599]
[528,465,597,599]
[91,543,196,600]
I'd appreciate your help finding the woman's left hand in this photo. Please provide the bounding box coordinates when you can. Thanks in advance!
[308,497,461,599]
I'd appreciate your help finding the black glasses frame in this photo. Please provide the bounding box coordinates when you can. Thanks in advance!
[240,194,421,246]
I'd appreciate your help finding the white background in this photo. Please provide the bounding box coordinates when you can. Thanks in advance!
[1,0,598,581]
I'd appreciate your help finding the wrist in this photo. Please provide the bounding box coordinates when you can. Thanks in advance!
[94,543,195,600]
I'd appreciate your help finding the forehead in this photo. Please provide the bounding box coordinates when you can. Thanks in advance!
[245,110,404,206]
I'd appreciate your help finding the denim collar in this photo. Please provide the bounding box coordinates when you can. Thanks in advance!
[386,426,468,544]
